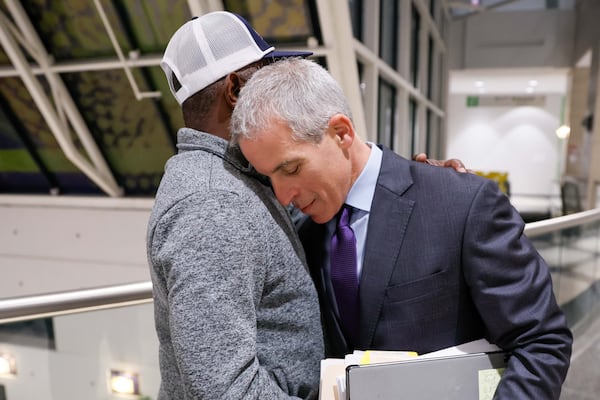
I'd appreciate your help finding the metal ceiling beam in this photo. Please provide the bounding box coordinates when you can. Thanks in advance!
[0,55,163,78]
[187,0,224,16]
[93,0,161,100]
[0,0,123,197]
[449,0,524,20]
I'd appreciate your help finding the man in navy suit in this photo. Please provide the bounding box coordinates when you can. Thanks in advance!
[230,57,572,399]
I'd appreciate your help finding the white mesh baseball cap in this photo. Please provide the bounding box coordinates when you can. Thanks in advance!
[161,11,313,105]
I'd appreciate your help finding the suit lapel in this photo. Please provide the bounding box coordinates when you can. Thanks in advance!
[358,148,414,349]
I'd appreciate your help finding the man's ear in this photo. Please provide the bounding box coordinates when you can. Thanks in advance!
[328,114,354,148]
[224,73,243,108]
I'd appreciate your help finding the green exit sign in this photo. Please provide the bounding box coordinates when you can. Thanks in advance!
[467,96,479,107]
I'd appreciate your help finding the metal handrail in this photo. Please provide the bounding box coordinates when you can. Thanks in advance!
[524,208,600,237]
[1,208,599,325]
[0,281,152,324]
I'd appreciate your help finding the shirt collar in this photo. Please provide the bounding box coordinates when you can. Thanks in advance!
[345,142,382,213]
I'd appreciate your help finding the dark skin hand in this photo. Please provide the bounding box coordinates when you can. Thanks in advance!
[412,153,469,173]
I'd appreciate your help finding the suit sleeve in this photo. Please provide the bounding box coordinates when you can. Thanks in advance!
[461,179,572,400]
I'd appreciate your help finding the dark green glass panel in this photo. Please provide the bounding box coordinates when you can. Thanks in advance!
[62,68,174,195]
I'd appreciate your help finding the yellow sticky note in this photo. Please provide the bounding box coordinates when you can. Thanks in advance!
[359,351,371,364]
[478,368,505,400]
[359,350,418,365]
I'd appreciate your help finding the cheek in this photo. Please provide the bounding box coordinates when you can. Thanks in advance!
[310,171,345,202]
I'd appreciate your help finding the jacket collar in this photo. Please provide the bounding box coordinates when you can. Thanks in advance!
[176,128,269,185]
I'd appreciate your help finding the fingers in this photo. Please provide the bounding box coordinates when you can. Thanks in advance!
[414,153,443,167]
[412,153,428,162]
[413,153,469,173]
[443,159,468,173]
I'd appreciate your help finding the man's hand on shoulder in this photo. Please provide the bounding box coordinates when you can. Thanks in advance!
[412,153,469,173]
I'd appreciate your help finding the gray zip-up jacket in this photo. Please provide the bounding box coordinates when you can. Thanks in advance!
[147,128,324,399]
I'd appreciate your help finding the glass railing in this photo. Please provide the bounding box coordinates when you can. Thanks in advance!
[1,209,599,399]
[0,284,157,399]
[525,209,600,400]
[526,208,600,328]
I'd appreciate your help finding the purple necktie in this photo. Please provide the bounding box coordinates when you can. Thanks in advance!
[330,205,359,346]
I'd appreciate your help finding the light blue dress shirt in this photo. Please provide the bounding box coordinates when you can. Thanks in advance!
[327,142,382,281]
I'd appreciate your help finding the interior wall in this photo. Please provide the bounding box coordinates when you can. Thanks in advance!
[446,93,565,215]
[0,197,152,298]
[0,197,157,398]
[448,9,575,70]
[573,0,600,62]
[0,304,159,400]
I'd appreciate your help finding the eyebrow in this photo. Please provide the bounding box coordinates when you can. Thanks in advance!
[271,159,299,174]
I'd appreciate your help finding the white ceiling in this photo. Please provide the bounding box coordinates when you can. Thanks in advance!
[449,68,571,95]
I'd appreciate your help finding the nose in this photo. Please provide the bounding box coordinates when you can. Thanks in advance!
[271,179,298,207]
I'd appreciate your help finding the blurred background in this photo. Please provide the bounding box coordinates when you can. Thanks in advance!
[0,1,599,399]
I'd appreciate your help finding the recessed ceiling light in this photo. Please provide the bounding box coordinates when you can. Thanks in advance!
[528,80,538,87]
[0,353,17,376]
[109,370,140,395]
[556,125,571,139]
[475,81,484,87]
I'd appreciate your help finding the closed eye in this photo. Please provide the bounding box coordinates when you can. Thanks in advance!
[273,159,302,176]
[277,160,302,176]
[283,164,300,175]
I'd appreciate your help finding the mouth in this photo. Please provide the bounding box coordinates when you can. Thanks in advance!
[299,200,315,214]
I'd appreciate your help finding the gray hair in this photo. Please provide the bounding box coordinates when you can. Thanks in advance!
[230,58,353,145]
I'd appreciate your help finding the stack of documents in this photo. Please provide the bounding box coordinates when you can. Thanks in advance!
[319,339,503,400]
[320,350,418,400]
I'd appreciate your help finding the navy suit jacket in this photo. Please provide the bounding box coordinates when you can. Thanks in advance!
[298,146,572,399]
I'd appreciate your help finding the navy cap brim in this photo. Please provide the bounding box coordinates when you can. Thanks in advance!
[264,49,313,59]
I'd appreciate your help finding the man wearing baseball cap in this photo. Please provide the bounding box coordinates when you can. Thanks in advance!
[146,12,322,399]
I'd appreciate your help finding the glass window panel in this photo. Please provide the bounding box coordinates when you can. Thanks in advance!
[23,0,123,61]
[2,0,191,196]
[427,36,434,100]
[436,48,444,107]
[0,105,55,194]
[357,62,366,108]
[224,0,320,46]
[425,108,432,155]
[62,68,174,196]
[378,79,396,149]
[528,219,600,326]
[312,56,329,70]
[0,77,101,194]
[349,0,364,41]
[438,8,447,38]
[22,0,190,61]
[426,109,441,158]
[410,4,421,88]
[431,0,441,24]
[409,97,417,155]
[379,0,399,69]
